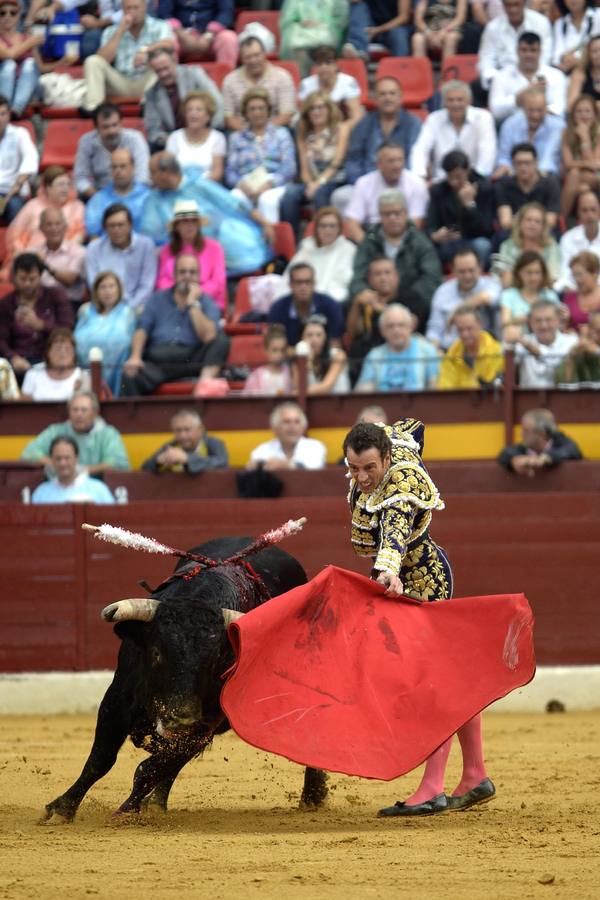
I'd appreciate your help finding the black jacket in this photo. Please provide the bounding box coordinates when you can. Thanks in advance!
[426,173,495,239]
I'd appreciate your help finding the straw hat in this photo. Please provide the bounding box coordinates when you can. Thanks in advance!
[168,199,208,230]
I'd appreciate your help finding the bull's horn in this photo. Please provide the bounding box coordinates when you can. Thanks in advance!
[222,608,245,626]
[101,598,161,623]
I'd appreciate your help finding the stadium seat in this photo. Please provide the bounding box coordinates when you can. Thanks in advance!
[273,60,300,89]
[228,333,268,368]
[272,221,296,261]
[188,61,233,89]
[40,120,93,170]
[441,54,479,85]
[153,381,195,396]
[226,277,268,335]
[375,57,435,107]
[235,10,280,57]
[121,117,146,134]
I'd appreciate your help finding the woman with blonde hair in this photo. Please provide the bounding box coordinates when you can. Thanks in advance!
[560,94,600,220]
[495,202,562,287]
[165,91,226,181]
[280,91,350,238]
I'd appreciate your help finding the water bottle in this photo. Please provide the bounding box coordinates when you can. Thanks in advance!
[114,486,129,505]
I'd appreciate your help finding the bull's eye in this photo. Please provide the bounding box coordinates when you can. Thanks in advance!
[151,648,162,667]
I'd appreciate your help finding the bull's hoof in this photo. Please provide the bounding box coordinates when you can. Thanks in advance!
[38,807,73,826]
[140,796,168,815]
[300,770,329,809]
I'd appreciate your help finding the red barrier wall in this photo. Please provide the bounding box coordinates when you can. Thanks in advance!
[1,492,599,672]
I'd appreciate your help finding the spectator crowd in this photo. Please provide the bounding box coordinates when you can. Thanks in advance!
[1,0,600,409]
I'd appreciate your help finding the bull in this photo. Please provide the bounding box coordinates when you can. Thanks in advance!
[42,535,328,823]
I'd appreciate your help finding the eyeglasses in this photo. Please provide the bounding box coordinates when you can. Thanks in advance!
[0,8,18,16]
[310,104,327,111]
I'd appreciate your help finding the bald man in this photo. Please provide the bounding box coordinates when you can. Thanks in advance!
[85,147,151,237]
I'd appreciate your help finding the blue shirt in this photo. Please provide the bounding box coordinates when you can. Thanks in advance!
[496,110,564,174]
[84,181,151,237]
[356,335,440,391]
[85,233,158,311]
[139,288,221,347]
[267,292,346,345]
[345,109,422,185]
[32,473,115,504]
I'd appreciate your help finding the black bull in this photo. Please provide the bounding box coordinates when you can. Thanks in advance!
[42,537,328,823]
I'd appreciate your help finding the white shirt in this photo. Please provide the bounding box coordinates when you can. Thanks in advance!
[0,124,39,195]
[250,436,327,469]
[556,224,600,291]
[488,63,567,122]
[478,10,553,87]
[513,331,578,388]
[409,107,497,182]
[21,365,90,402]
[426,276,502,350]
[283,235,357,303]
[552,10,600,67]
[299,72,360,103]
[345,169,429,224]
[165,128,226,173]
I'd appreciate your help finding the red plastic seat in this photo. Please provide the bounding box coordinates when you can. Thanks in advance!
[187,61,233,89]
[441,54,479,85]
[235,10,280,58]
[375,56,435,107]
[225,277,268,335]
[41,120,93,170]
[272,221,296,261]
[228,333,268,368]
[121,116,146,134]
[153,381,195,396]
[273,60,300,90]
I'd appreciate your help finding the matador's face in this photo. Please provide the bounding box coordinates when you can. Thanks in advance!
[346,448,391,494]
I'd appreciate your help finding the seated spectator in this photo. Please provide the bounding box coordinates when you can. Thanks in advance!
[160,0,238,67]
[557,308,600,384]
[426,249,501,351]
[0,93,38,223]
[85,148,151,237]
[121,253,229,395]
[498,408,582,475]
[410,81,496,184]
[563,250,600,330]
[242,324,293,396]
[30,209,87,305]
[567,33,600,113]
[85,203,157,313]
[282,206,356,304]
[347,256,429,383]
[412,0,467,62]
[425,149,495,269]
[495,143,560,233]
[556,189,600,291]
[504,300,578,387]
[74,102,150,200]
[144,46,223,153]
[552,0,600,75]
[345,142,428,245]
[3,167,84,275]
[268,261,345,347]
[279,0,348,76]
[0,253,73,381]
[140,152,273,272]
[222,36,296,133]
[489,31,567,124]
[0,354,19,398]
[349,190,442,311]
[81,0,173,114]
[21,327,90,402]
[476,0,552,95]
[21,389,130,474]
[438,305,504,389]
[226,88,296,226]
[296,314,350,395]
[246,400,327,470]
[31,437,115,504]
[165,91,226,180]
[343,0,413,60]
[356,303,439,392]
[495,88,563,180]
[77,0,125,60]
[495,202,562,287]
[332,77,422,216]
[142,408,228,473]
[560,94,600,222]
[299,45,364,127]
[500,250,560,336]
[355,403,388,425]
[74,271,135,396]
[0,0,44,117]
[280,91,349,239]
[156,199,226,309]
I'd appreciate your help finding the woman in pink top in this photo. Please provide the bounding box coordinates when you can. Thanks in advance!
[564,250,600,330]
[156,199,227,310]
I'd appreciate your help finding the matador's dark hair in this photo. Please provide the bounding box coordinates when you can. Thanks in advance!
[343,423,391,460]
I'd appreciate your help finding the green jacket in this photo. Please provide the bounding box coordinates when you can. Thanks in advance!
[349,222,442,303]
[21,417,130,470]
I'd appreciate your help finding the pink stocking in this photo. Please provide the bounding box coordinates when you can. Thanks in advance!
[451,713,488,797]
[402,736,453,805]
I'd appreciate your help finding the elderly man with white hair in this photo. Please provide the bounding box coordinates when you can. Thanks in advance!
[247,401,327,470]
[409,81,497,184]
[355,303,440,393]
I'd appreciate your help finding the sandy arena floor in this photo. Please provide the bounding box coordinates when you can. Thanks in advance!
[0,712,598,900]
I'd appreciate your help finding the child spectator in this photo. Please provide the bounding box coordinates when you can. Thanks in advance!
[242,324,293,396]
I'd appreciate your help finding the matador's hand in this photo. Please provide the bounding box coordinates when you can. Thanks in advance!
[376,571,404,598]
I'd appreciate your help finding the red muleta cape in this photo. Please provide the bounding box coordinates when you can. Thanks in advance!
[220,566,535,780]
